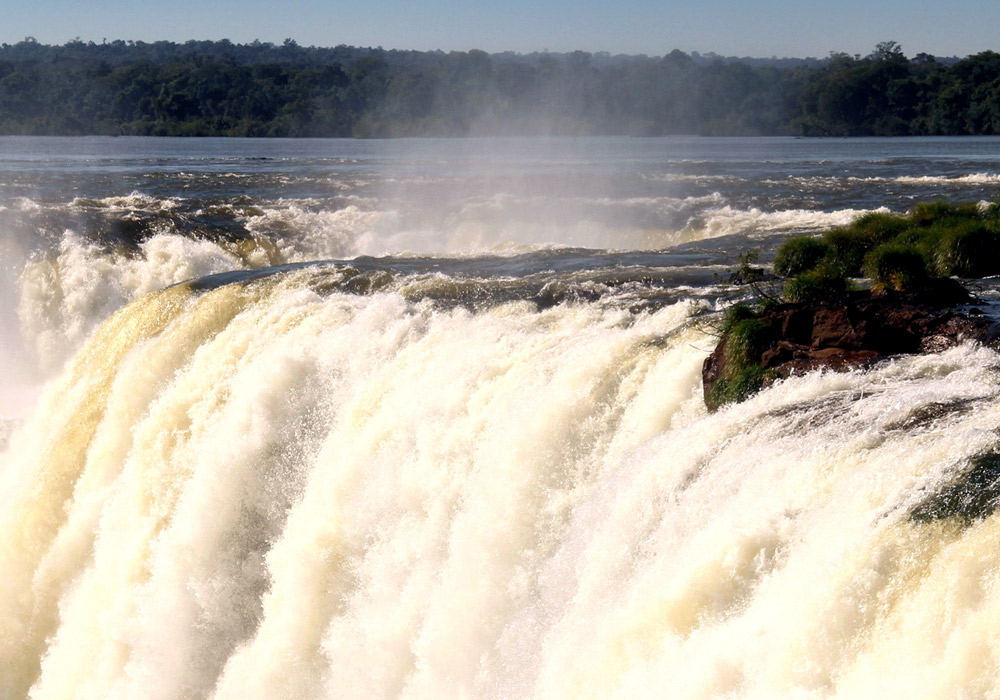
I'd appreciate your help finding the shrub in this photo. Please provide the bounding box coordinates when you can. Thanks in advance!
[783,268,851,304]
[774,236,830,276]
[850,210,910,240]
[863,243,928,292]
[724,317,773,367]
[821,228,868,276]
[981,202,1000,225]
[704,311,776,411]
[821,212,908,275]
[934,223,1000,277]
[909,200,981,228]
[705,365,768,410]
[719,302,759,335]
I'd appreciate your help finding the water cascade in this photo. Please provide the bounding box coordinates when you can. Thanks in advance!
[3,265,1000,699]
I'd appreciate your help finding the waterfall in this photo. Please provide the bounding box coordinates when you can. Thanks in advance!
[3,267,999,699]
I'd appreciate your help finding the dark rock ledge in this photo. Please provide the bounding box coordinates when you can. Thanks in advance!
[703,278,1000,411]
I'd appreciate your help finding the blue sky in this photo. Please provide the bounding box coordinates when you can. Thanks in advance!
[1,0,997,59]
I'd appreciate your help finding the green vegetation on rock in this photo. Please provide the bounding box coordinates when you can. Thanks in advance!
[773,236,831,277]
[723,315,774,367]
[933,222,1000,277]
[704,304,777,411]
[773,200,1000,302]
[863,243,928,292]
[824,212,909,275]
[783,267,852,303]
[705,364,769,411]
[706,198,998,411]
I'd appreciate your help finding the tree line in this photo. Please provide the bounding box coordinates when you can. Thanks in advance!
[0,38,997,137]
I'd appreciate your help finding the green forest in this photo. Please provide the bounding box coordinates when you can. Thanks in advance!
[1,38,999,137]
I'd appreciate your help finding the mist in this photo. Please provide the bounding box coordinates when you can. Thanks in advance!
[0,206,45,421]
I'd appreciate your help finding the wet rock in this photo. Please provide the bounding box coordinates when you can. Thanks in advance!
[703,283,1000,410]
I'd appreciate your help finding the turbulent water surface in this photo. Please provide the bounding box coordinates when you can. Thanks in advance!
[3,135,1000,699]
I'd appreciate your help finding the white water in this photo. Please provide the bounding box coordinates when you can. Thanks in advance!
[9,190,876,378]
[3,270,1000,699]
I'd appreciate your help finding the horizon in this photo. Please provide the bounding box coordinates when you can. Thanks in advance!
[3,0,997,62]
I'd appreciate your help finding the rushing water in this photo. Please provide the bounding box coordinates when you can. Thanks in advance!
[3,136,1000,699]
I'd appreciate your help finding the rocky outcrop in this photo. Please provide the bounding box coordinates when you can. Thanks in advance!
[703,279,999,410]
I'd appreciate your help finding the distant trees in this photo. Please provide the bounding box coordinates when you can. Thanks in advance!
[794,47,1000,136]
[0,39,998,137]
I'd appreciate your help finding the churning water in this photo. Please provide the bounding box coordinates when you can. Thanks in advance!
[3,136,1000,699]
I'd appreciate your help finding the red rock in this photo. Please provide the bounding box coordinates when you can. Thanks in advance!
[702,283,1000,410]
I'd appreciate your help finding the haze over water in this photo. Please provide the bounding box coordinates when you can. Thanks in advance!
[3,135,1000,699]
